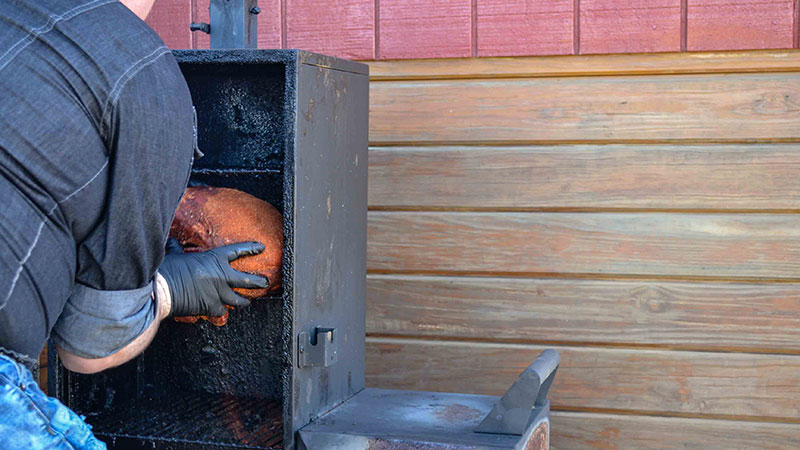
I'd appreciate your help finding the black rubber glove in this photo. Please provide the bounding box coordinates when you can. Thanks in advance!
[158,241,269,317]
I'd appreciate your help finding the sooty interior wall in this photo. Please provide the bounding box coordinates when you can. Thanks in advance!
[144,62,289,400]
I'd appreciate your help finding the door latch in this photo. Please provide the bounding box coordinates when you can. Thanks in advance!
[298,328,338,368]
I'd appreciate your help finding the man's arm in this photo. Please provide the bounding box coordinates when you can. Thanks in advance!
[57,274,172,374]
[56,242,266,374]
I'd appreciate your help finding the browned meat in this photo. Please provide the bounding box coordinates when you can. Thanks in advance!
[169,186,283,326]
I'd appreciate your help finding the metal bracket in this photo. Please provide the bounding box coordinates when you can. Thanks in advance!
[189,22,210,34]
[475,349,560,436]
[298,328,338,368]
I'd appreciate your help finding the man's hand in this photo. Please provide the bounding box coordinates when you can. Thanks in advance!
[158,242,269,317]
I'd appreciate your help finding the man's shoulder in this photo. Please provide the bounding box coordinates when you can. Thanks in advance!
[0,0,172,90]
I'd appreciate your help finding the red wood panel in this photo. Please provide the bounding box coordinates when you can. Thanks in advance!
[476,0,574,57]
[192,0,282,49]
[145,0,192,49]
[286,0,375,59]
[687,0,794,51]
[256,0,283,49]
[378,0,472,59]
[580,0,681,54]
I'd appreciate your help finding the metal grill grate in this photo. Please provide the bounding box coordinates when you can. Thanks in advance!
[85,393,283,449]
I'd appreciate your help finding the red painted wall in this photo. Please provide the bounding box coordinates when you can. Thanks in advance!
[146,0,799,58]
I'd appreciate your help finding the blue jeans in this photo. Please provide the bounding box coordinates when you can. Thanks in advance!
[0,354,106,449]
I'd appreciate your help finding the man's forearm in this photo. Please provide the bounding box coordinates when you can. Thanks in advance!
[57,274,171,374]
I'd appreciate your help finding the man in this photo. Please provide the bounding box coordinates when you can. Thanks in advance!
[0,1,267,448]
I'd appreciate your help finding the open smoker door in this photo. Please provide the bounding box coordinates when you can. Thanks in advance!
[298,350,560,450]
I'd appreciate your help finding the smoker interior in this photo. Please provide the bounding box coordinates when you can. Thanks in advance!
[62,60,293,449]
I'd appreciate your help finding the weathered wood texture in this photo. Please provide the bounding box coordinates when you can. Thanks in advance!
[367,212,800,278]
[579,0,681,54]
[368,144,800,210]
[366,276,800,352]
[285,0,375,60]
[365,51,800,448]
[367,50,800,80]
[378,0,472,59]
[687,0,794,51]
[366,338,800,420]
[550,412,800,449]
[475,0,575,57]
[369,73,800,143]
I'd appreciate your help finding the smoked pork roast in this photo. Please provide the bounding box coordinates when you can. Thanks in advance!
[168,186,283,325]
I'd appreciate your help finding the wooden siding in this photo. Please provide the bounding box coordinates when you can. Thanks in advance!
[367,339,800,419]
[285,0,376,60]
[378,0,473,59]
[365,51,800,448]
[368,145,800,210]
[550,412,800,449]
[687,0,794,51]
[579,0,682,54]
[369,73,800,144]
[144,0,192,49]
[475,0,575,57]
[367,276,800,352]
[366,50,800,79]
[147,1,800,55]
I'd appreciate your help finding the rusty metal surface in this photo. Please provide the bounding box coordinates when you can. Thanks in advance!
[298,388,537,449]
[522,420,548,450]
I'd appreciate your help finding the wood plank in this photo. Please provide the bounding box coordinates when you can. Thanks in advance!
[687,0,794,52]
[365,338,800,419]
[367,212,800,278]
[366,49,800,80]
[366,275,800,352]
[145,0,192,49]
[550,411,800,449]
[368,144,800,210]
[285,0,375,60]
[579,0,681,54]
[369,73,800,143]
[378,0,472,59]
[475,0,575,57]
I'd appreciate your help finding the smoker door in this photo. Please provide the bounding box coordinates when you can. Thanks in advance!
[289,53,369,442]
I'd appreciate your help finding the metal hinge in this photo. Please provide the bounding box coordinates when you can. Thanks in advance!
[298,328,338,368]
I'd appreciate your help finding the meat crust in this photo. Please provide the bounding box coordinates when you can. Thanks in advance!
[169,186,283,325]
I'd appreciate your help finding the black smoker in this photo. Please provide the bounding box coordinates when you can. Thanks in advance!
[51,4,559,449]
